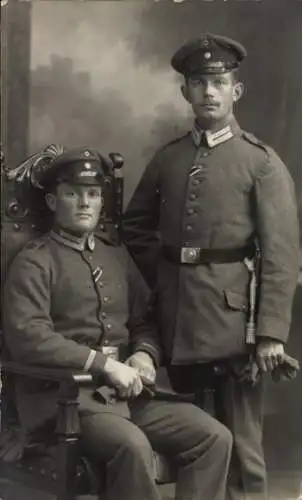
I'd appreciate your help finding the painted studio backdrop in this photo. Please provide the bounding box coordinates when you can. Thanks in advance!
[1,0,302,477]
[7,1,302,208]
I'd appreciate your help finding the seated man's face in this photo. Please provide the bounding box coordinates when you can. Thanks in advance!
[46,182,103,234]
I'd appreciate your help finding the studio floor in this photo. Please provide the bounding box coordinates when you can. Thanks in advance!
[1,472,302,500]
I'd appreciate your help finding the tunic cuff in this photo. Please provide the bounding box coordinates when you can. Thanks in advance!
[88,350,108,376]
[84,349,97,371]
[134,342,161,368]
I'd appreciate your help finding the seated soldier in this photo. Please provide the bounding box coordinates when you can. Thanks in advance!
[2,146,232,500]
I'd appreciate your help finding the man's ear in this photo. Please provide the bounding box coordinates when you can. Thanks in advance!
[233,81,244,102]
[181,82,191,103]
[45,192,57,212]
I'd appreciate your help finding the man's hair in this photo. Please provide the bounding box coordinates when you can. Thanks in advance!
[231,68,240,83]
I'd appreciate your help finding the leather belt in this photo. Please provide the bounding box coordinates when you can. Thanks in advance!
[163,245,254,265]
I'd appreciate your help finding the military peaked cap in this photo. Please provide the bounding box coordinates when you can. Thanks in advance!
[171,34,247,76]
[40,147,107,190]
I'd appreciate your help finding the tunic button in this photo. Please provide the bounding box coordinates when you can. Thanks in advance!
[106,324,112,330]
[101,312,107,319]
[202,151,209,157]
[104,340,109,345]
[192,179,201,186]
[103,296,109,303]
[99,282,104,288]
[186,225,193,231]
[187,208,195,215]
[88,256,92,261]
[189,193,196,201]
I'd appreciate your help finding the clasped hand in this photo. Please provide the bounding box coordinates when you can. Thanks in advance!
[256,339,285,373]
[103,351,156,399]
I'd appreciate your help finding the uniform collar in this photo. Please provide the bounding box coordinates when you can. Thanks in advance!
[50,227,95,252]
[192,116,241,148]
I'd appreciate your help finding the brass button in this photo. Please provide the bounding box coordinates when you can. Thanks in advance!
[192,179,201,186]
[88,256,92,261]
[186,225,193,231]
[189,193,196,201]
[104,340,109,345]
[103,296,110,303]
[101,312,107,319]
[106,324,112,330]
[99,281,104,288]
[187,208,195,215]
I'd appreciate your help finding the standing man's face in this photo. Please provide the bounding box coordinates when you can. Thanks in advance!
[45,183,103,234]
[182,72,243,126]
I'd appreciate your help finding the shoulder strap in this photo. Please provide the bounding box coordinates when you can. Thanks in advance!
[241,131,270,157]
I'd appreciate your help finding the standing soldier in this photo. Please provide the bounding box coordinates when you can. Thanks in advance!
[123,34,300,500]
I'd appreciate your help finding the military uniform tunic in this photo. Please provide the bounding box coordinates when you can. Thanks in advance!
[3,229,161,434]
[123,118,300,365]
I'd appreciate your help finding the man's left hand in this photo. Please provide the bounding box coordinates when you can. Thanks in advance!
[256,339,285,373]
[125,351,156,385]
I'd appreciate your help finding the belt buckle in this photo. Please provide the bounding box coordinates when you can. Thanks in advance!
[180,247,201,264]
[102,345,119,360]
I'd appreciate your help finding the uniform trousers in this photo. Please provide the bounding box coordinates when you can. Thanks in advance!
[168,365,267,500]
[80,398,232,500]
[215,377,266,500]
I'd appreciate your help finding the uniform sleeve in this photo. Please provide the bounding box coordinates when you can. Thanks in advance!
[126,255,163,367]
[3,251,107,374]
[123,152,161,290]
[255,151,300,343]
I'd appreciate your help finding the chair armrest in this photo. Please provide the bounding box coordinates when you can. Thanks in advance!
[0,360,93,386]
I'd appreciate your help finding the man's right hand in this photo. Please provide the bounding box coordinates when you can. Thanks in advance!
[103,356,143,398]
